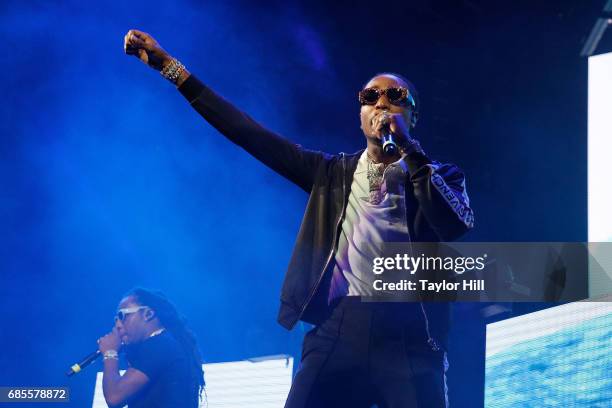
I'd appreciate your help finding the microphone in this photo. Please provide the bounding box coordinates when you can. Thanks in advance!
[380,115,398,156]
[382,132,399,156]
[65,350,101,376]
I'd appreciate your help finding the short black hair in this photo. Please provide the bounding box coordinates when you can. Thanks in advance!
[365,72,420,113]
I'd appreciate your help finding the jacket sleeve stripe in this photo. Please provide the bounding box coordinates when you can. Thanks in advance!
[430,172,474,229]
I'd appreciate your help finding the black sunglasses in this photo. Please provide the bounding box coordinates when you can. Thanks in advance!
[358,87,415,109]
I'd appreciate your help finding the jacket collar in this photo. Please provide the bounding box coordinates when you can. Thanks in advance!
[342,149,364,193]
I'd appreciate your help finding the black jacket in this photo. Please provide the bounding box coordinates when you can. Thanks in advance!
[179,75,474,348]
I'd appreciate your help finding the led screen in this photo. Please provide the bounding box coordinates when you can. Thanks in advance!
[588,52,612,297]
[485,300,612,407]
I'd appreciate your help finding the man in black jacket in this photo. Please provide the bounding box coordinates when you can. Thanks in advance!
[124,29,474,408]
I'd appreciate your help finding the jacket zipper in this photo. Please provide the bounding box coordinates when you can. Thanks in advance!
[421,303,440,351]
[297,153,347,323]
[404,180,439,352]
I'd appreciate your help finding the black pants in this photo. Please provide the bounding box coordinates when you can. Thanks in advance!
[285,298,449,408]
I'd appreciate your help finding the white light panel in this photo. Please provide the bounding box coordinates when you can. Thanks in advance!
[92,355,293,408]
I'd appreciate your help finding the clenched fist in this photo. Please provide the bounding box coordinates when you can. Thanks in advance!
[98,327,122,354]
[123,29,171,71]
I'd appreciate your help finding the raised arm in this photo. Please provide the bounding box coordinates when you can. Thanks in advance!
[123,29,329,192]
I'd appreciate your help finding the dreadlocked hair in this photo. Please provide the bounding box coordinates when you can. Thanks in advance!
[126,288,205,401]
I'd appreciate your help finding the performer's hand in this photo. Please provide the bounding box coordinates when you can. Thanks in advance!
[98,327,122,353]
[372,112,414,145]
[123,29,171,71]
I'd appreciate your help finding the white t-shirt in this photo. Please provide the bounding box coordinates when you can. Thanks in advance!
[329,150,412,300]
